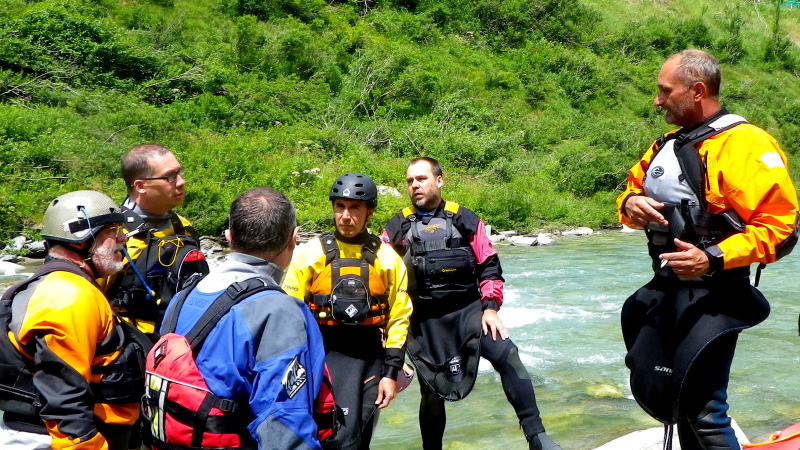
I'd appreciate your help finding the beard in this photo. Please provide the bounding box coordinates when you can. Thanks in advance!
[664,94,694,126]
[92,241,125,277]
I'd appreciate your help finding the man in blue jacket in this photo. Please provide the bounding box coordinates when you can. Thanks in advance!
[157,186,326,449]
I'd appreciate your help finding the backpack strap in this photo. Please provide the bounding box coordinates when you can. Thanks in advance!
[183,278,282,356]
[160,275,205,335]
[671,112,748,208]
[320,233,339,267]
[362,234,381,266]
[321,233,381,266]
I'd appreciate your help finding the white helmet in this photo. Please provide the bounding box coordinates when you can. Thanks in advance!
[41,190,124,244]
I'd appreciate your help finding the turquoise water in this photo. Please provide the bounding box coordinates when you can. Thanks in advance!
[372,231,800,450]
[3,231,798,449]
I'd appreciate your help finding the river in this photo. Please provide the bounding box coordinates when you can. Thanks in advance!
[2,230,798,449]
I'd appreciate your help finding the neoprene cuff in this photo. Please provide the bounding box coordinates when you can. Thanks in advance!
[383,347,404,379]
[382,365,400,381]
[482,299,499,311]
[704,245,725,273]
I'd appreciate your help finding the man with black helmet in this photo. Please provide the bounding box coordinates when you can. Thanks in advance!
[382,158,561,450]
[282,173,413,450]
[0,191,148,450]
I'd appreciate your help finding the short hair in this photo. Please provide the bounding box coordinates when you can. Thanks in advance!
[673,49,721,99]
[229,186,296,255]
[409,157,443,178]
[121,144,172,190]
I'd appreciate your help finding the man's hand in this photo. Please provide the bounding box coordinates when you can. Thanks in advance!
[482,309,509,341]
[660,239,710,280]
[625,195,667,228]
[375,377,397,409]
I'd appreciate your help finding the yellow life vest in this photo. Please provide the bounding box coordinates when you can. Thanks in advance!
[308,233,389,327]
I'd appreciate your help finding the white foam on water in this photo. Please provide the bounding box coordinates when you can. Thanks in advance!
[497,307,565,328]
[577,354,623,365]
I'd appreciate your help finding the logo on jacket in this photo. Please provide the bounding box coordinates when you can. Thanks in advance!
[651,166,665,178]
[282,356,308,399]
[448,356,461,376]
[654,365,672,375]
[425,224,441,234]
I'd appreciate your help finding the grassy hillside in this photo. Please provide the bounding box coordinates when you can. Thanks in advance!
[2,0,800,240]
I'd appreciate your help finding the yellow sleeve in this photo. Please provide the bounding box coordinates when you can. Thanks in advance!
[377,244,412,350]
[709,127,799,268]
[616,141,658,228]
[281,239,326,302]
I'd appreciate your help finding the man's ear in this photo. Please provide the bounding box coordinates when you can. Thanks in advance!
[367,209,375,223]
[288,226,299,252]
[436,176,444,189]
[132,179,146,194]
[692,81,707,102]
[224,229,232,245]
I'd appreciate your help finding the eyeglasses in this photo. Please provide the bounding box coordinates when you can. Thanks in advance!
[105,224,124,237]
[139,167,185,184]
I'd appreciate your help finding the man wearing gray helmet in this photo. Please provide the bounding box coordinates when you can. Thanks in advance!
[0,191,149,450]
[282,173,413,450]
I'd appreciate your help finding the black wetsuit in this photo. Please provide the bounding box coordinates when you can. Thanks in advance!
[384,202,547,449]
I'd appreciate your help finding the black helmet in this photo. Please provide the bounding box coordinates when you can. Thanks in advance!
[329,173,378,209]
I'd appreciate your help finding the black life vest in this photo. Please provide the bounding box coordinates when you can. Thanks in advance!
[109,208,209,329]
[0,260,152,419]
[402,202,479,304]
[308,233,390,327]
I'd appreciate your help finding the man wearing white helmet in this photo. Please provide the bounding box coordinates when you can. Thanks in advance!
[0,190,149,450]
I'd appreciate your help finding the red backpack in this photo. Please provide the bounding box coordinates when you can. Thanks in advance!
[141,277,338,449]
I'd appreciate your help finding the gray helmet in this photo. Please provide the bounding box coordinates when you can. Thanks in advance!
[42,190,125,244]
[329,173,378,209]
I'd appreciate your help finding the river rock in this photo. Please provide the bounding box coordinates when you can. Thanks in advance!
[377,185,401,198]
[621,225,640,233]
[199,236,225,254]
[499,230,518,237]
[25,241,47,258]
[586,384,623,399]
[592,418,748,450]
[562,227,593,236]
[537,233,556,246]
[0,261,25,276]
[0,254,21,263]
[8,236,27,252]
[489,234,506,243]
[510,236,537,246]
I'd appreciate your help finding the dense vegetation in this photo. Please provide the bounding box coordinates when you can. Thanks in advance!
[2,0,800,240]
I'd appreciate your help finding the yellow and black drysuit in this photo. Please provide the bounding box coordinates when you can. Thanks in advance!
[0,259,148,450]
[99,198,208,338]
[282,231,412,450]
[617,109,799,450]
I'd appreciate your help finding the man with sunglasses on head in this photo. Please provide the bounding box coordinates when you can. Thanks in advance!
[101,144,209,341]
[0,191,149,450]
